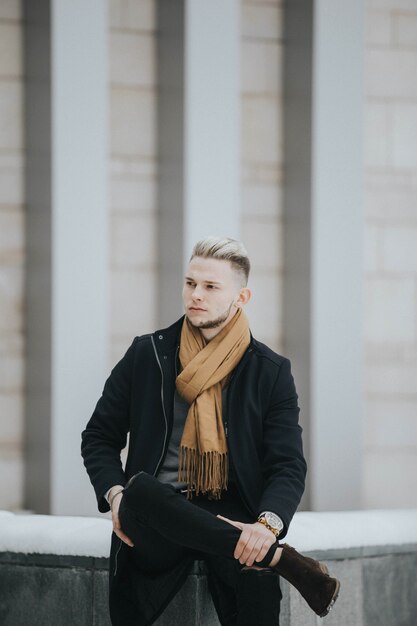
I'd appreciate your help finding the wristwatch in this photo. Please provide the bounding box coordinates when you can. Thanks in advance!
[257,511,284,537]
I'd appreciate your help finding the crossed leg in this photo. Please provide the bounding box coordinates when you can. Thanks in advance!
[118,472,282,625]
[118,471,280,567]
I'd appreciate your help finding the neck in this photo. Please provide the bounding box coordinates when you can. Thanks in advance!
[200,328,220,342]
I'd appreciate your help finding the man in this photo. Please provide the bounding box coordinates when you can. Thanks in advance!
[81,237,339,626]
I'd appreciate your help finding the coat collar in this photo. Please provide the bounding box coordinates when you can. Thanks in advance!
[152,316,185,355]
[153,315,256,351]
[152,315,256,382]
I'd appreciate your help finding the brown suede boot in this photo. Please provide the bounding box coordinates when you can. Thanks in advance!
[274,544,340,617]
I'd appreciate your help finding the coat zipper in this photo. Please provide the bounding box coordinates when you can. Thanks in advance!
[115,337,174,578]
[174,345,179,377]
[151,335,169,476]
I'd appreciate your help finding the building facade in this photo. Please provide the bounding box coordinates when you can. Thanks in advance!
[0,0,416,515]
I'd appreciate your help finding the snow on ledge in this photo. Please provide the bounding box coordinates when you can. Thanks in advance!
[0,511,112,558]
[285,509,417,552]
[0,508,416,559]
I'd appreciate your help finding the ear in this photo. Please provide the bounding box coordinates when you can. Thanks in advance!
[235,287,252,308]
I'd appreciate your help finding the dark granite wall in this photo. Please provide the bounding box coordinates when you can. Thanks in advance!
[1,548,416,626]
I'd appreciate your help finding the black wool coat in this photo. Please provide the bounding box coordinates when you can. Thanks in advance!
[81,316,307,625]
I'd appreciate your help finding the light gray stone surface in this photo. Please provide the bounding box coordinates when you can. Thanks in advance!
[1,547,417,625]
[363,552,417,626]
[93,569,112,626]
[320,559,363,626]
[278,579,291,626]
[0,563,93,626]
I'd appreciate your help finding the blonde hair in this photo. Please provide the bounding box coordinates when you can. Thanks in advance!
[190,236,250,287]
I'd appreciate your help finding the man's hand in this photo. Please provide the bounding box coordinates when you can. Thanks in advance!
[217,514,276,567]
[109,486,134,548]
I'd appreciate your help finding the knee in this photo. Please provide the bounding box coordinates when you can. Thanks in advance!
[122,471,172,508]
[122,471,149,507]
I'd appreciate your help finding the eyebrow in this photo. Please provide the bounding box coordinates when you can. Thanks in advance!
[184,276,223,286]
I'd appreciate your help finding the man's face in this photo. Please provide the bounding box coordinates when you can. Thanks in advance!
[183,256,243,332]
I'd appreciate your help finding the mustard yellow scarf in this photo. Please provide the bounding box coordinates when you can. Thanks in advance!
[176,308,250,498]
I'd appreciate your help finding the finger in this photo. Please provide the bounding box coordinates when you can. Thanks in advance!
[113,511,134,547]
[113,513,122,531]
[252,530,275,559]
[240,534,262,565]
[234,528,253,560]
[111,492,124,514]
[217,515,244,530]
[245,536,268,567]
[240,526,273,564]
[114,527,134,547]
[233,526,250,559]
[243,536,264,567]
[254,540,274,565]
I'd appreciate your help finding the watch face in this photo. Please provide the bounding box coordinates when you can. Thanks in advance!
[265,512,282,531]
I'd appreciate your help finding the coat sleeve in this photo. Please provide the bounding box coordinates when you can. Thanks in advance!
[257,358,307,537]
[81,337,138,512]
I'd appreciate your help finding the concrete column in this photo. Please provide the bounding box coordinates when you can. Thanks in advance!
[283,0,365,511]
[24,0,108,515]
[157,0,240,326]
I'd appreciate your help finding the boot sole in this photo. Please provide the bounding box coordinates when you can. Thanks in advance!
[319,578,340,618]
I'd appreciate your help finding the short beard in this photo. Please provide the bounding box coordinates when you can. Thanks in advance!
[187,300,235,330]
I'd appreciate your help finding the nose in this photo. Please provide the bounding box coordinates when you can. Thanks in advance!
[191,285,204,301]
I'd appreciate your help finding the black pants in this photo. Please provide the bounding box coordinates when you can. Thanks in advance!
[118,472,281,625]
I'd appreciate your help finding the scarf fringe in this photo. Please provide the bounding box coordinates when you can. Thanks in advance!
[178,446,228,500]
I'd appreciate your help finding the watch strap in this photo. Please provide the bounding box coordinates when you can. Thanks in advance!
[257,511,284,536]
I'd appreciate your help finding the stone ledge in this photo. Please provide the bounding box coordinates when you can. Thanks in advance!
[302,541,417,561]
[1,549,417,626]
[0,551,109,570]
[1,540,416,571]
[1,509,417,625]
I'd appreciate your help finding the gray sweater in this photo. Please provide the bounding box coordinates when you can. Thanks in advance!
[157,386,229,489]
